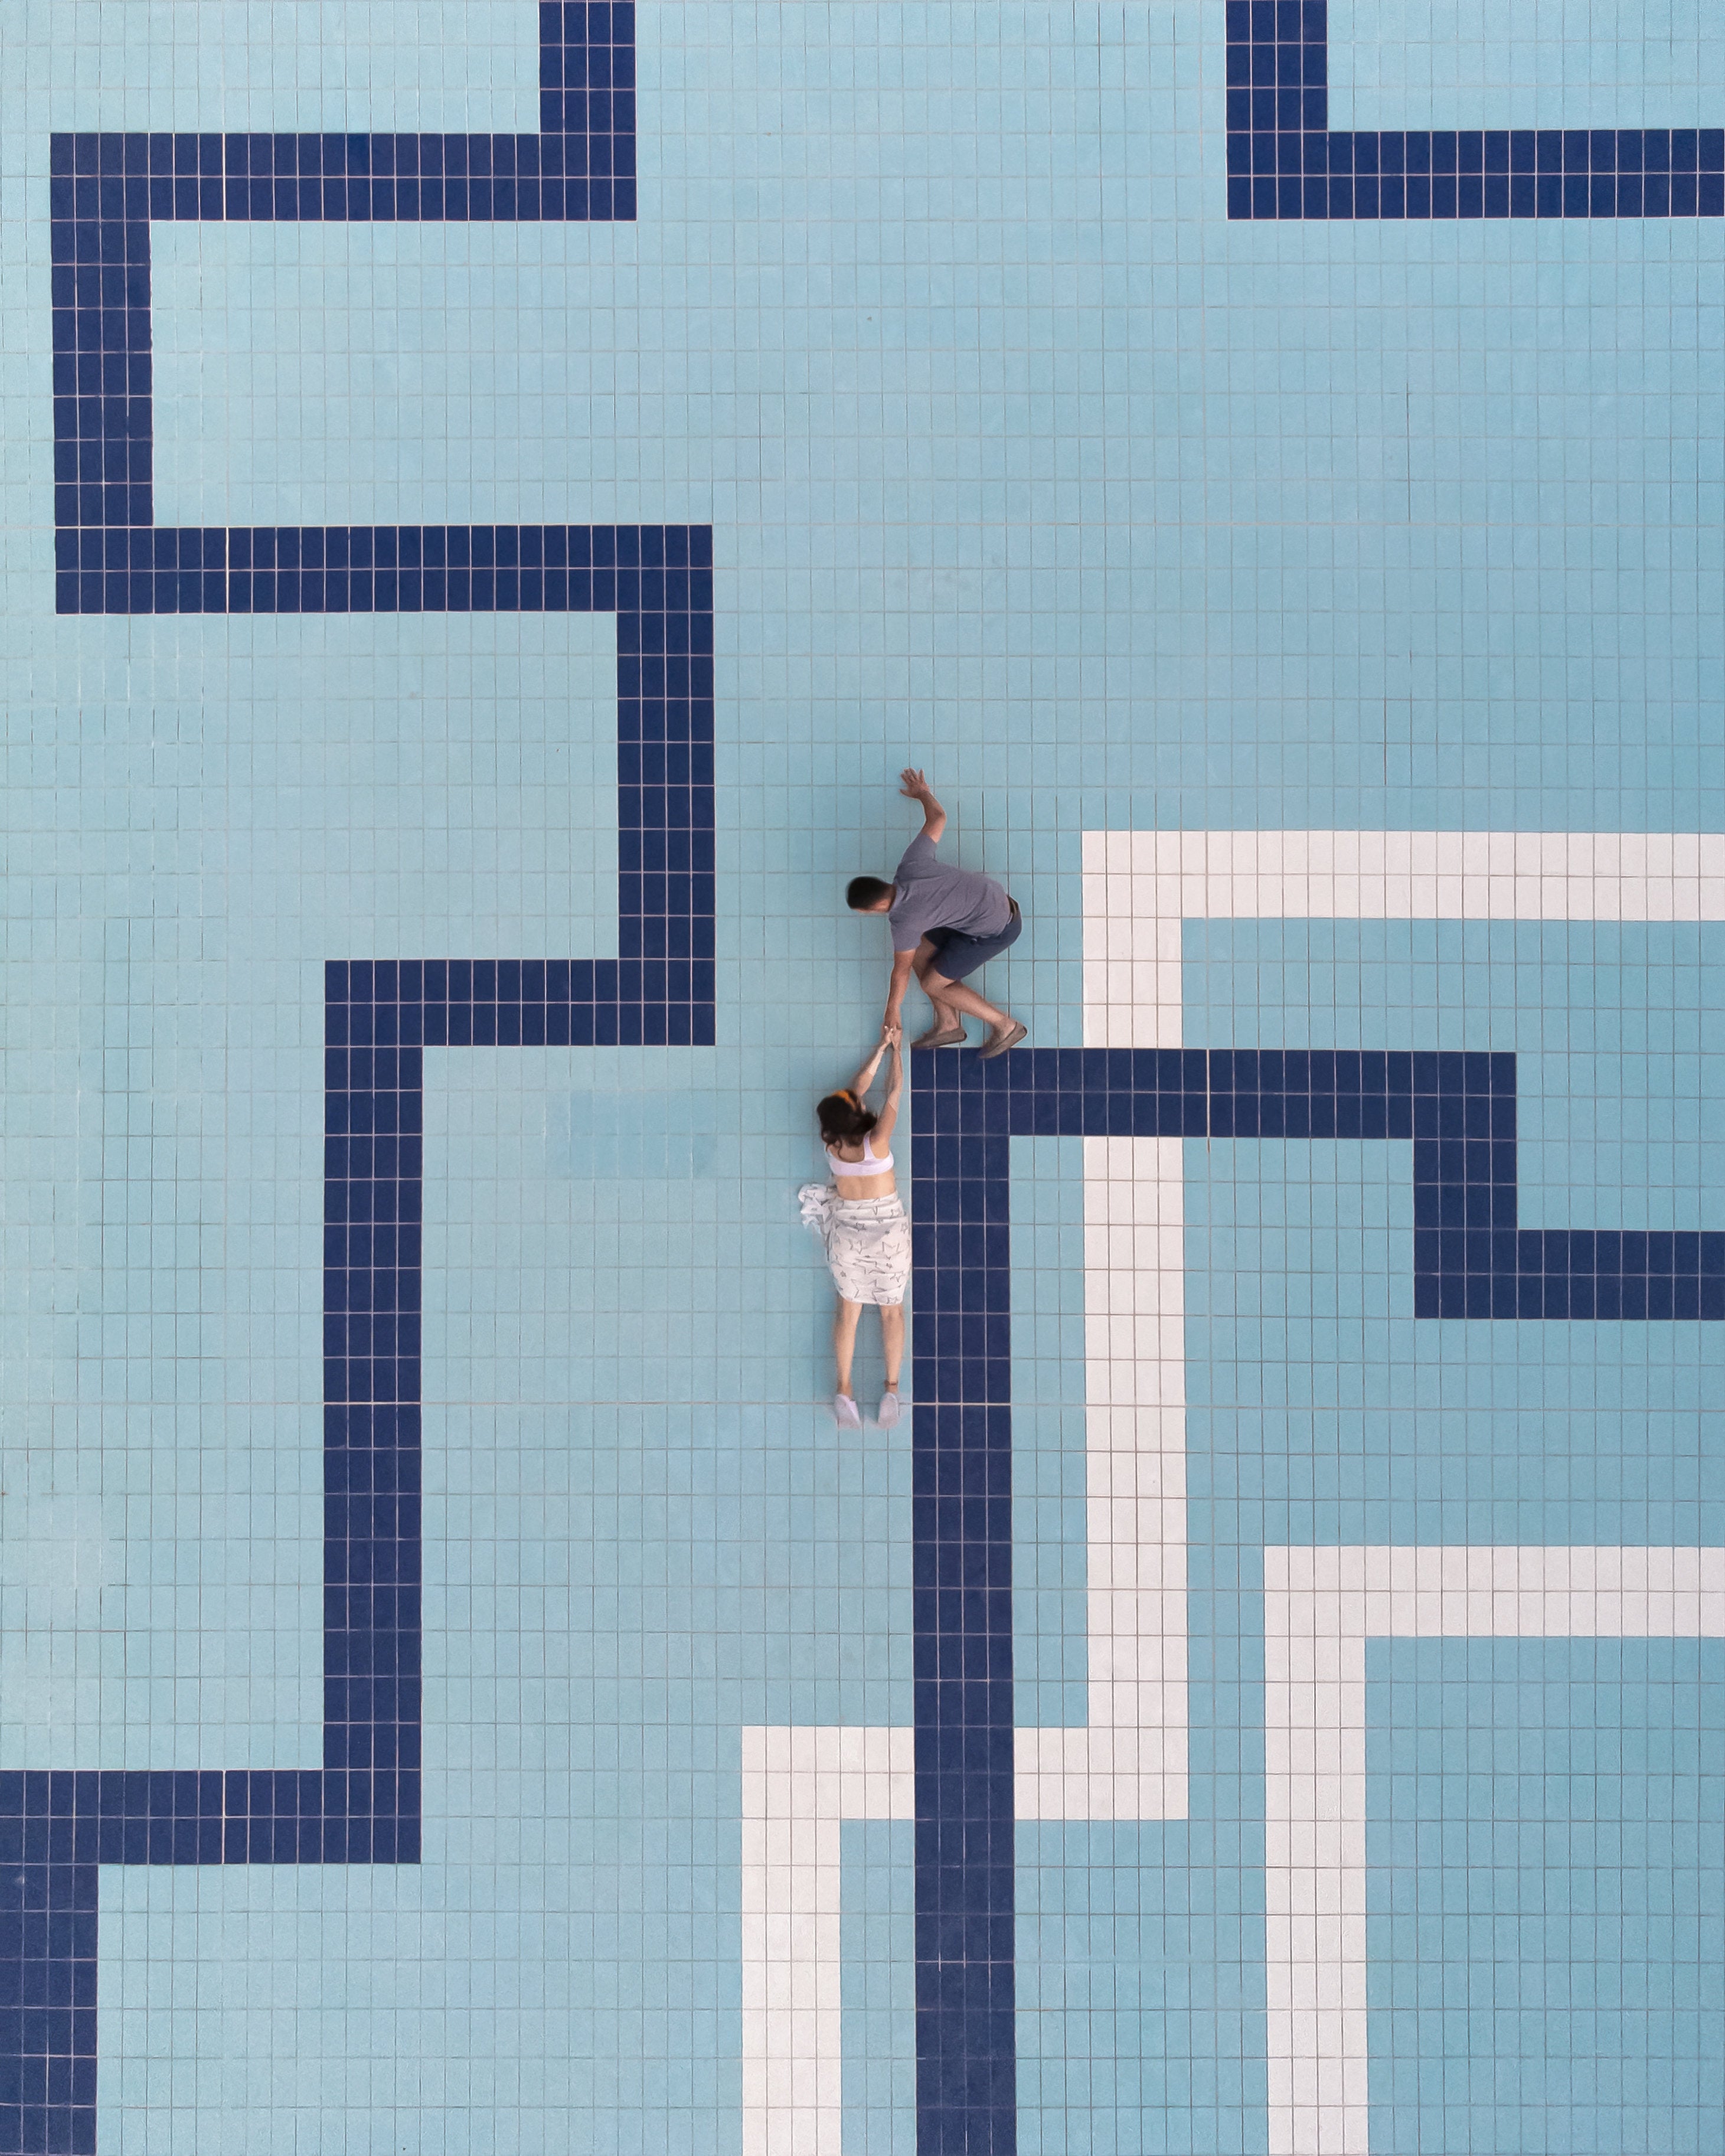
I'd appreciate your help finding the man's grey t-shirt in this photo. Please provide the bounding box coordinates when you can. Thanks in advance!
[887,832,1012,953]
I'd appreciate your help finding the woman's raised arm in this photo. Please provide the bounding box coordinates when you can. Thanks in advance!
[871,1025,904,1143]
[847,1027,891,1100]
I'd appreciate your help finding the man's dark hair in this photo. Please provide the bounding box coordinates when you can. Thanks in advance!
[847,875,893,911]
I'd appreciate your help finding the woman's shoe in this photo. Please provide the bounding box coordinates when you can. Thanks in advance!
[834,1393,862,1429]
[875,1390,901,1430]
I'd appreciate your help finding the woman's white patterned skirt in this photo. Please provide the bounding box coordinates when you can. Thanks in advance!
[797,1185,912,1306]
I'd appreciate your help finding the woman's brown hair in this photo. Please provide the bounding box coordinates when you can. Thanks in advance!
[817,1087,879,1147]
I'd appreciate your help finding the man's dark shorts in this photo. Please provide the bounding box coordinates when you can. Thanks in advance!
[923,899,1022,982]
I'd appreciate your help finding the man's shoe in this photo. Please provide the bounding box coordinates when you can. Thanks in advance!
[912,1025,966,1049]
[978,1022,1028,1060]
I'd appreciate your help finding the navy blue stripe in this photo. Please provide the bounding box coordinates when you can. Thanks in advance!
[27,8,698,2147]
[905,1040,1725,2149]
[45,6,636,223]
[48,2,635,576]
[0,1843,97,2156]
[19,513,714,2153]
[1224,0,1724,217]
[51,517,713,607]
[0,1772,407,1868]
[917,1048,1725,1313]
[910,1116,1016,2154]
[8,1018,1716,2151]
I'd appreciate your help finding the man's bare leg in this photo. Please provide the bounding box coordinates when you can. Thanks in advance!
[910,940,967,1044]
[922,966,1014,1036]
[917,989,965,1041]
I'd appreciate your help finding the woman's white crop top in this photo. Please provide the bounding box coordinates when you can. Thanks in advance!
[825,1132,894,1177]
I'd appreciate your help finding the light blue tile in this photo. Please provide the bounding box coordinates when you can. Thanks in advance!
[0,0,1722,2147]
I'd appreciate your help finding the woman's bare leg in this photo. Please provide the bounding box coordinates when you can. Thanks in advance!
[879,1305,905,1389]
[834,1299,862,1396]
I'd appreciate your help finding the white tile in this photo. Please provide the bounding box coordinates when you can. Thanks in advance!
[1262,1545,1725,2156]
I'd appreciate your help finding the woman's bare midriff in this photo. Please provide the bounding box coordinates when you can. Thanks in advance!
[829,1157,899,1201]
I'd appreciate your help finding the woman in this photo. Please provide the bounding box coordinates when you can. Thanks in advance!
[799,1023,910,1428]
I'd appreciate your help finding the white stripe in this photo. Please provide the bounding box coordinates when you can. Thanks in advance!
[740,1725,914,2155]
[1082,829,1725,1049]
[1262,1547,1725,2156]
[1015,1135,1188,1819]
[748,832,1725,2150]
[1064,834,1725,2151]
[1053,830,1725,1821]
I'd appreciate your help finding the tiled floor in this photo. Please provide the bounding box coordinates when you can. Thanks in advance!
[2,4,1723,2152]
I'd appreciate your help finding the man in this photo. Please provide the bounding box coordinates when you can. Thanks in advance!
[846,769,1027,1058]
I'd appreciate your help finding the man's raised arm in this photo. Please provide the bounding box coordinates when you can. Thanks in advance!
[899,767,946,842]
[883,946,917,1030]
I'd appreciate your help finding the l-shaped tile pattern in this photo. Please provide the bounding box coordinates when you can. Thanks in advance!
[744,831,1725,2156]
[1227,0,1724,218]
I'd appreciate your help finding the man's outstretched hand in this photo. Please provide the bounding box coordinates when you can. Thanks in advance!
[897,767,946,843]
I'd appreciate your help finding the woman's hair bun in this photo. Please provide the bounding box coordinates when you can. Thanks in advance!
[817,1092,879,1146]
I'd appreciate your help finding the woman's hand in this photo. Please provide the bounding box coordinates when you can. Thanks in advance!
[899,767,931,802]
[881,1021,901,1047]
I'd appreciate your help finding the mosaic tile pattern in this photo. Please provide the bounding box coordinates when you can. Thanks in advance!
[1226,0,1725,219]
[2,4,1723,2154]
